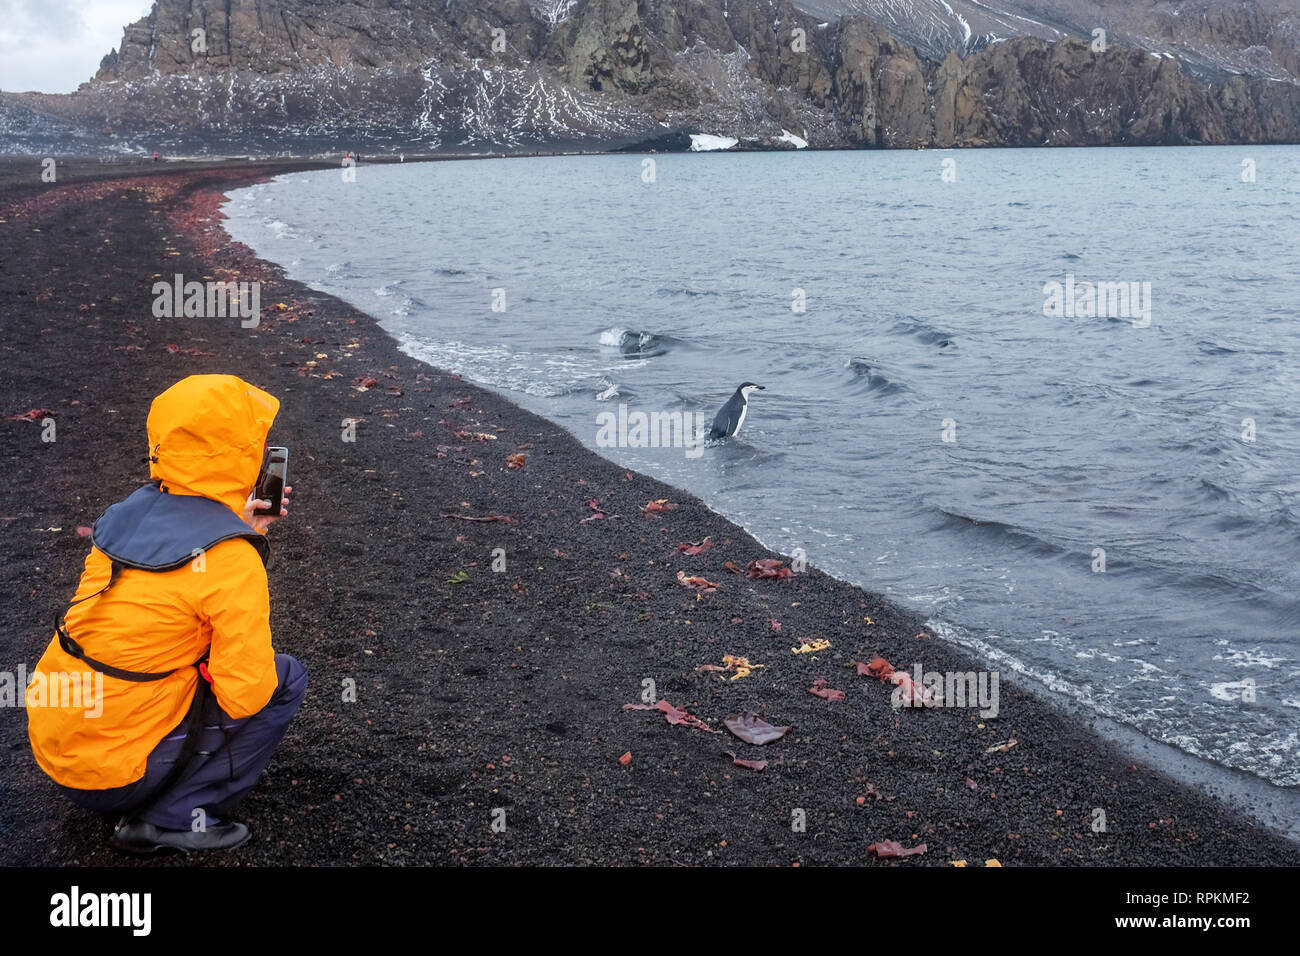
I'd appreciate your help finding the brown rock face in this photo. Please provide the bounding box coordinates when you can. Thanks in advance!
[937,38,1232,147]
[934,51,997,147]
[829,19,931,146]
[804,0,1300,85]
[561,0,656,93]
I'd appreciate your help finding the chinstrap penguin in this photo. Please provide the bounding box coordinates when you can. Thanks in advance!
[708,382,765,440]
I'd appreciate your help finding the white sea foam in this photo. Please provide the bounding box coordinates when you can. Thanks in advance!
[1210,680,1256,702]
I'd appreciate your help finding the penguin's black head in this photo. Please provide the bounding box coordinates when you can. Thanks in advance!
[739,382,765,392]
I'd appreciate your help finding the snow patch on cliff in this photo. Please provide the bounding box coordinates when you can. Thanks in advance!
[689,133,738,150]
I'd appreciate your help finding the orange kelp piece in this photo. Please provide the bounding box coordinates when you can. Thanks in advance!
[809,679,846,701]
[698,655,764,680]
[869,840,928,859]
[624,700,720,734]
[677,571,720,593]
[726,751,768,772]
[791,639,831,654]
[746,559,793,580]
[865,657,895,680]
[677,537,714,556]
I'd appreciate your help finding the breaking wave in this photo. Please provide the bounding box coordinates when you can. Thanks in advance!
[844,357,910,396]
[600,327,670,357]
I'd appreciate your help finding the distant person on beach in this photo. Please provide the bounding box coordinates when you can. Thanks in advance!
[26,374,307,855]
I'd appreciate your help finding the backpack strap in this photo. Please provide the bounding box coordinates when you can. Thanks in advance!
[54,484,267,682]
[55,557,214,796]
[149,662,212,799]
[54,559,202,682]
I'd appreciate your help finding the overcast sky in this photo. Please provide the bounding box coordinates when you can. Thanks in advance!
[0,0,154,93]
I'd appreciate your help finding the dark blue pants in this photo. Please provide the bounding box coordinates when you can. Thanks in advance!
[59,653,308,830]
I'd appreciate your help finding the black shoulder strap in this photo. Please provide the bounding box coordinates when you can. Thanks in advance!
[55,560,200,683]
[57,550,219,789]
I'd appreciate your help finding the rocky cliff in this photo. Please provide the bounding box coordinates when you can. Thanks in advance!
[0,0,1296,154]
[802,0,1300,83]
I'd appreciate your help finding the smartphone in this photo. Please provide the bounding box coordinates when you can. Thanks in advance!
[254,446,289,516]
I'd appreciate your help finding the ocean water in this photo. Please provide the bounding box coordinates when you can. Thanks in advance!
[224,147,1300,791]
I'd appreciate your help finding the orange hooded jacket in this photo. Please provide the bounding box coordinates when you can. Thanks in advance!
[28,374,283,791]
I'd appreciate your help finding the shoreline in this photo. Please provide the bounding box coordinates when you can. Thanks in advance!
[2,157,1297,866]
[227,156,1300,837]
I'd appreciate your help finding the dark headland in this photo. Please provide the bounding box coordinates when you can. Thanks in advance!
[2,157,1297,867]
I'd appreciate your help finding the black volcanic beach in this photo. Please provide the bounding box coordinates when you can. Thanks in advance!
[1,158,1298,867]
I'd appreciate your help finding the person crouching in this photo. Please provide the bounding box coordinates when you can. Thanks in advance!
[26,374,307,855]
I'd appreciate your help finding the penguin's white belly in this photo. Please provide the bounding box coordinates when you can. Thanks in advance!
[734,402,748,435]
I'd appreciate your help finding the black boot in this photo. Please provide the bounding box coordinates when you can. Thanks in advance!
[111,817,251,855]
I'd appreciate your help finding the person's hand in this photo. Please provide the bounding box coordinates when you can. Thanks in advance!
[242,485,292,533]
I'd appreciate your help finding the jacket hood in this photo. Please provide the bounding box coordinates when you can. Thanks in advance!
[147,375,280,515]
